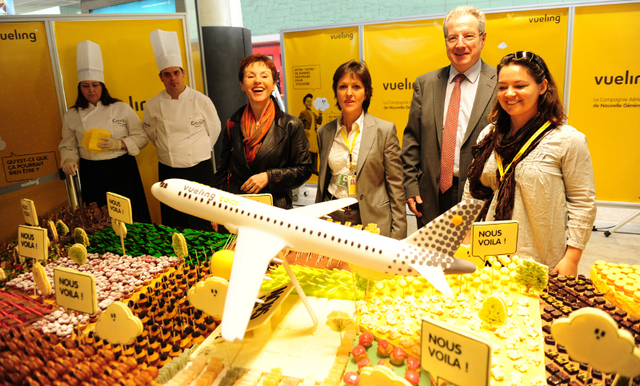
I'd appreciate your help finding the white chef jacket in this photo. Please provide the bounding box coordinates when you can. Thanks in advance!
[59,101,148,162]
[143,86,221,168]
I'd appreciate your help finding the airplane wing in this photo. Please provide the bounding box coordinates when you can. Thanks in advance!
[290,197,358,218]
[221,226,286,342]
[409,261,453,297]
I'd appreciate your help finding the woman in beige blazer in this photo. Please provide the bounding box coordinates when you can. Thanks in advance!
[315,60,407,240]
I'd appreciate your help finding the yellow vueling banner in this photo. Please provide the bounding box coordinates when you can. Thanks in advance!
[364,20,450,137]
[53,19,190,223]
[0,21,68,242]
[364,9,568,145]
[284,26,359,184]
[569,3,640,203]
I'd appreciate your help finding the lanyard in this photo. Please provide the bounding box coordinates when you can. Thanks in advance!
[496,121,551,181]
[340,127,360,171]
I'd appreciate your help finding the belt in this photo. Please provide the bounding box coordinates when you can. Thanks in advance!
[327,193,359,210]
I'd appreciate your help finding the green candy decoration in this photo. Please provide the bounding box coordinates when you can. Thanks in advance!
[56,219,69,236]
[68,243,88,265]
[172,233,188,261]
[478,294,508,326]
[74,228,90,247]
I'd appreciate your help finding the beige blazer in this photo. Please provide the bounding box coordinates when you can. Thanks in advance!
[315,113,407,240]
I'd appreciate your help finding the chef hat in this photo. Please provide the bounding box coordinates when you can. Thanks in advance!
[77,40,104,83]
[150,29,183,72]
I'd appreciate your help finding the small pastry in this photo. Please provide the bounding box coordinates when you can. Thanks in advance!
[351,345,368,363]
[405,369,420,385]
[179,333,192,350]
[356,357,371,372]
[377,339,393,358]
[169,344,181,358]
[160,341,171,355]
[192,331,204,345]
[358,332,374,348]
[389,347,408,366]
[122,345,134,357]
[158,352,170,367]
[146,348,159,365]
[343,371,359,385]
[407,357,420,371]
[149,337,160,351]
[376,359,394,369]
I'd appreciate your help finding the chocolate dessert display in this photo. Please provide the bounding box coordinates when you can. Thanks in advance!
[541,273,640,386]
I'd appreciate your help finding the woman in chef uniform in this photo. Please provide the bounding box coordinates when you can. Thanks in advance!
[59,40,151,223]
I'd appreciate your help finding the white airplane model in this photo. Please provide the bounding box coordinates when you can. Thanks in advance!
[152,179,483,342]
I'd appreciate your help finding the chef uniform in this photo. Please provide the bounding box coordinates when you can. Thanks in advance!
[59,40,151,223]
[143,29,221,231]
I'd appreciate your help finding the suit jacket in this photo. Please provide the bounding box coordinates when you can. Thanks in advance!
[315,113,407,240]
[298,108,322,153]
[213,100,312,209]
[402,60,497,227]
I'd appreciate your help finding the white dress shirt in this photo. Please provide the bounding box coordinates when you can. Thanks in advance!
[444,60,482,176]
[143,86,221,168]
[327,111,364,198]
[59,101,148,162]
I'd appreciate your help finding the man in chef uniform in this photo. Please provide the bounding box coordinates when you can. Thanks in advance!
[143,29,222,231]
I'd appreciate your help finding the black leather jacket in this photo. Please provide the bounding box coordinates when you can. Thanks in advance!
[213,99,312,209]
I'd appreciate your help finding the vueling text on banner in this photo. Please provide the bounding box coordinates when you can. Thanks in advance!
[568,3,640,202]
[482,9,568,99]
[363,9,568,144]
[364,20,451,141]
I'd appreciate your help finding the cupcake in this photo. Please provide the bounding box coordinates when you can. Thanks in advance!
[405,370,420,385]
[377,339,393,358]
[358,332,374,348]
[351,345,368,363]
[390,347,408,366]
[376,359,394,370]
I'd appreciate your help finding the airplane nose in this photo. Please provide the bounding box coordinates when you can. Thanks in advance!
[444,257,477,275]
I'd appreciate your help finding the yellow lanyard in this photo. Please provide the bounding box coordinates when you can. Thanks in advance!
[340,127,360,172]
[496,121,551,181]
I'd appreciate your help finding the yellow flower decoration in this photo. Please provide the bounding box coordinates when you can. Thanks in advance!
[326,310,354,333]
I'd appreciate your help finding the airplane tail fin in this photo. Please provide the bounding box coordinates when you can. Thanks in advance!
[403,199,484,257]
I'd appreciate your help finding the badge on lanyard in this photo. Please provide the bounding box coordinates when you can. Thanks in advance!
[348,175,357,195]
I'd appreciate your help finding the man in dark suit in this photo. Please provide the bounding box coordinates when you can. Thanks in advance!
[402,5,497,227]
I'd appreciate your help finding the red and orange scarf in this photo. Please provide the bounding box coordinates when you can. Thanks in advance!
[240,99,275,164]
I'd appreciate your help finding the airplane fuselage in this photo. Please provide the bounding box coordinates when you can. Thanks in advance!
[152,179,474,276]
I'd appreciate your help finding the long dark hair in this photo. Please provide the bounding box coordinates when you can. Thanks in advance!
[467,52,564,221]
[71,82,121,110]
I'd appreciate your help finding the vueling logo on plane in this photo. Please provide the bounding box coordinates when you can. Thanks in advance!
[180,185,238,205]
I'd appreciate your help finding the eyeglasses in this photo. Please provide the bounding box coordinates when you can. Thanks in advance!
[446,33,479,45]
[511,51,548,74]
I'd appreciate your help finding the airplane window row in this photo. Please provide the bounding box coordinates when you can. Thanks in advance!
[178,189,384,255]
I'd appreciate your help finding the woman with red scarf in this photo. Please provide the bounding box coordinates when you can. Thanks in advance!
[213,54,312,209]
[463,52,596,276]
